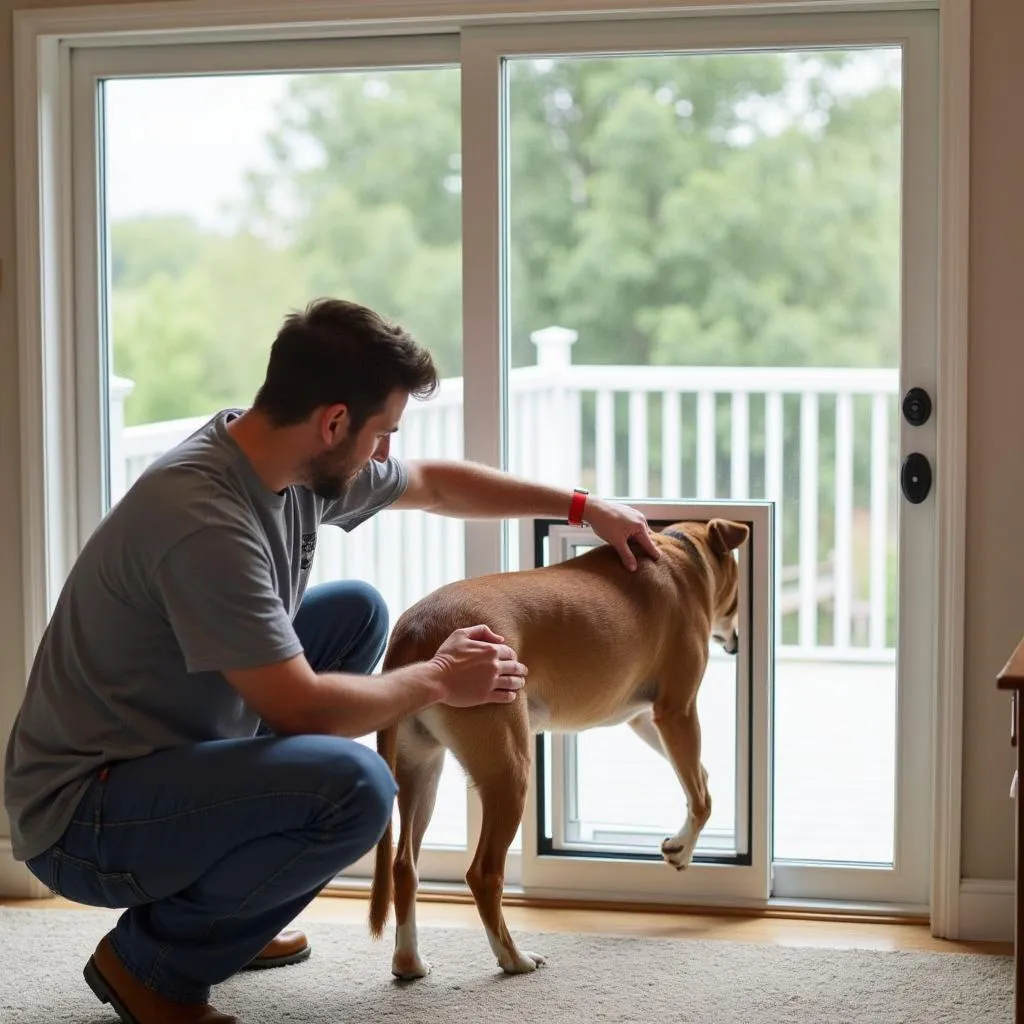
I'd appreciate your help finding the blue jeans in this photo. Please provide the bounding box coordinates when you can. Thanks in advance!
[25,580,394,1004]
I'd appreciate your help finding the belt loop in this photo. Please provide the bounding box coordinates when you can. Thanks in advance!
[95,765,110,834]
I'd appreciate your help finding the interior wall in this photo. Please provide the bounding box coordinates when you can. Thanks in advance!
[960,0,1024,879]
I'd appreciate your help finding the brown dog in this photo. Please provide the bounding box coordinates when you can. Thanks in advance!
[368,518,749,978]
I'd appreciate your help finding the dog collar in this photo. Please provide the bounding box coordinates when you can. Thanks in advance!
[662,527,703,565]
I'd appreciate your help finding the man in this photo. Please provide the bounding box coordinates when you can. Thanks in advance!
[4,298,658,1024]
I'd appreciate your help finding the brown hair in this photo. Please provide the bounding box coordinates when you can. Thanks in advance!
[253,298,438,429]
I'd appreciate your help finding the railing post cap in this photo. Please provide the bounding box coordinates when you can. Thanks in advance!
[530,326,578,368]
[110,375,136,398]
[530,325,578,346]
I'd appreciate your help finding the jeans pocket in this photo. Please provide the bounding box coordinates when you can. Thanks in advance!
[50,847,152,909]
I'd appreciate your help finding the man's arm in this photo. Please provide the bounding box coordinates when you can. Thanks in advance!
[224,624,527,738]
[391,459,660,570]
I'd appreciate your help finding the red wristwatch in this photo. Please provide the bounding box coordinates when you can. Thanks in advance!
[568,487,589,527]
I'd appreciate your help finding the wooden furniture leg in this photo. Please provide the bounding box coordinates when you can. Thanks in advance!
[997,638,1024,1023]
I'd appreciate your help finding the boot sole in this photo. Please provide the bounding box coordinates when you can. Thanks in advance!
[84,955,141,1024]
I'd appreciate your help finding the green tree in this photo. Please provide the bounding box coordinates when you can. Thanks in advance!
[112,230,314,425]
[244,70,463,374]
[110,215,209,289]
[504,53,899,369]
[507,54,792,366]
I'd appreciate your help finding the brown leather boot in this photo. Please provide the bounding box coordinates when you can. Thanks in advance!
[241,927,312,970]
[84,934,237,1024]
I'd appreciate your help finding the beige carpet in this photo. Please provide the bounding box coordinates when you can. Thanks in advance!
[0,908,1012,1023]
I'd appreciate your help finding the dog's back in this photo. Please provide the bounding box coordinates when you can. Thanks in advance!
[384,539,681,715]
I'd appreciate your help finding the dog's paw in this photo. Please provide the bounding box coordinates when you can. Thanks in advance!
[499,950,546,975]
[661,834,697,870]
[392,950,432,980]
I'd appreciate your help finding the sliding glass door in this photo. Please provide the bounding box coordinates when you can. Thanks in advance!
[71,37,475,883]
[471,12,937,908]
[69,7,938,909]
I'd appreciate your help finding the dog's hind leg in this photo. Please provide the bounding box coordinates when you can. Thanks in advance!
[451,706,545,975]
[391,724,446,980]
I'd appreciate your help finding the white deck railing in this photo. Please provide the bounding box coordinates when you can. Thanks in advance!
[111,327,899,662]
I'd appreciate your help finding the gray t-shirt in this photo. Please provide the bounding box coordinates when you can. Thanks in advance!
[3,409,408,861]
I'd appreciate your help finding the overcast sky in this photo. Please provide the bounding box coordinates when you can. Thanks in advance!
[105,74,291,230]
[103,49,898,232]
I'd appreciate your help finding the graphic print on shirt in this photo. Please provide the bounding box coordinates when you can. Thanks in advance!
[300,531,317,571]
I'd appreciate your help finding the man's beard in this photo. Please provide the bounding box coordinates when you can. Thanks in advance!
[303,436,361,501]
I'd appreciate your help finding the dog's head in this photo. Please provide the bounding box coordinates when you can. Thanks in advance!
[662,519,750,654]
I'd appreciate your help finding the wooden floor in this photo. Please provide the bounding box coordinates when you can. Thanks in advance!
[2,894,1010,957]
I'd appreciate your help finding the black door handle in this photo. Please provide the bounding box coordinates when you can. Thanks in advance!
[901,453,932,504]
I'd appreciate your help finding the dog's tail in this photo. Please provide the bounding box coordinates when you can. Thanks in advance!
[369,720,398,940]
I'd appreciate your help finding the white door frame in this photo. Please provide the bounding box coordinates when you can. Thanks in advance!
[11,0,969,935]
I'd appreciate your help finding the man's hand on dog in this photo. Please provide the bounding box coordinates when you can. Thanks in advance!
[585,499,660,571]
[430,625,528,707]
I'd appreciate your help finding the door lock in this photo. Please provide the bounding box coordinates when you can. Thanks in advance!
[901,452,932,504]
[902,387,932,427]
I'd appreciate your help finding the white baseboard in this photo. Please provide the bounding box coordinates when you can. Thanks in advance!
[2,846,1016,940]
[0,838,49,898]
[958,878,1015,942]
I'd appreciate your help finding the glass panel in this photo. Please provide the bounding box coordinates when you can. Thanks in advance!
[575,657,737,852]
[506,48,901,865]
[102,68,467,848]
